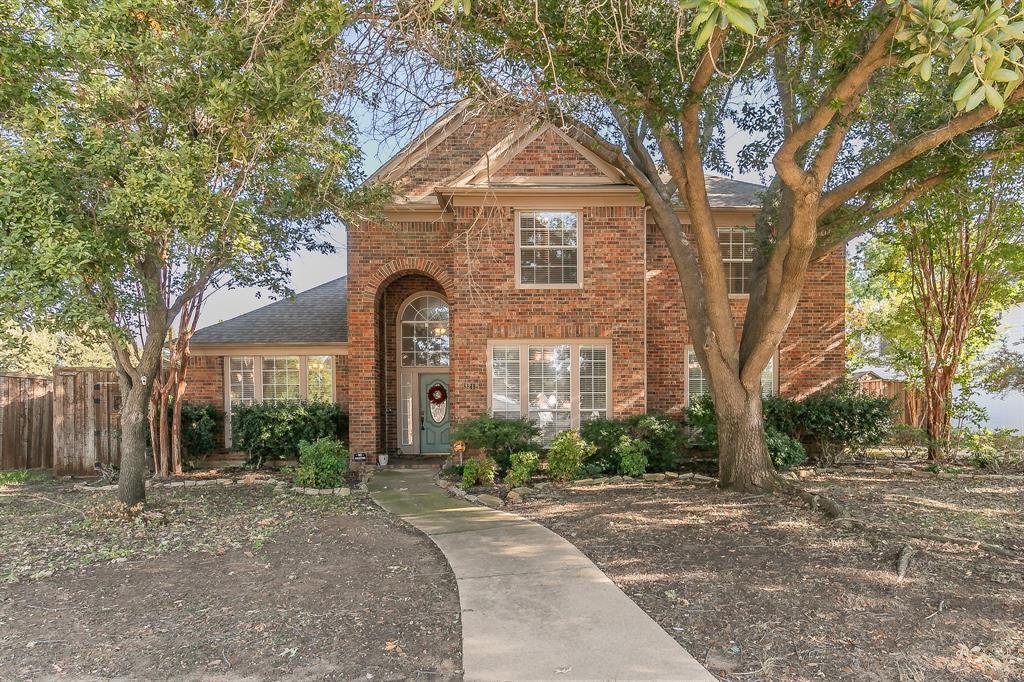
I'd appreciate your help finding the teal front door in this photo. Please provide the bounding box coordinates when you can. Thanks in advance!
[419,374,450,454]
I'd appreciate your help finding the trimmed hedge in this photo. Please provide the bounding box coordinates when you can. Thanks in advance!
[580,412,685,474]
[232,401,348,466]
[452,414,539,471]
[179,402,222,469]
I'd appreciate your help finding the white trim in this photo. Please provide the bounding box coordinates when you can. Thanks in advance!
[192,343,347,357]
[395,291,452,455]
[515,209,584,289]
[486,339,613,435]
[366,99,474,185]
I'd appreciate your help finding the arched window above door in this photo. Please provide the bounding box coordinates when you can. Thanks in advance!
[400,294,450,367]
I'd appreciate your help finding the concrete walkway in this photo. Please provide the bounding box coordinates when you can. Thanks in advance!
[369,470,714,682]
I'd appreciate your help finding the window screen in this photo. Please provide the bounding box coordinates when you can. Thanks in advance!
[519,211,579,286]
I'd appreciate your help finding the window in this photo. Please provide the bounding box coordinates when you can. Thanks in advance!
[401,294,450,367]
[518,211,581,287]
[489,341,610,443]
[579,345,608,422]
[686,347,776,404]
[528,345,572,442]
[490,346,522,419]
[718,228,755,295]
[229,357,255,406]
[261,356,300,402]
[306,355,333,402]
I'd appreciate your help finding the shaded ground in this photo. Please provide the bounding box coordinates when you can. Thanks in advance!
[514,471,1024,681]
[0,478,461,680]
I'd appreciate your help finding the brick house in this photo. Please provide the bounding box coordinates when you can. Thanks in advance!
[189,102,845,462]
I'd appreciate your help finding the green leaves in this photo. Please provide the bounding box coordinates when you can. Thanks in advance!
[892,0,1024,111]
[681,0,767,49]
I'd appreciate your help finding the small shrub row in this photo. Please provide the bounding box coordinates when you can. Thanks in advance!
[504,451,540,487]
[451,414,539,471]
[685,381,894,468]
[232,401,348,466]
[580,413,684,475]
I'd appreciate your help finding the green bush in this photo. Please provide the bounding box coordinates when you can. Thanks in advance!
[765,428,807,470]
[798,382,894,464]
[179,402,221,468]
[614,435,649,477]
[232,401,347,466]
[579,417,630,474]
[546,430,596,482]
[460,456,497,489]
[685,384,893,467]
[624,413,684,471]
[293,438,348,488]
[452,414,539,471]
[887,424,928,458]
[504,451,540,487]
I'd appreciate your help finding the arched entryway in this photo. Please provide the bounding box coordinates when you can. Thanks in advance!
[395,292,450,455]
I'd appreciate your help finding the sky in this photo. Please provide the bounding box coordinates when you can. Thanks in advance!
[194,106,1024,430]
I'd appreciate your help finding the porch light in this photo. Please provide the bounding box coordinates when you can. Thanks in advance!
[432,326,447,336]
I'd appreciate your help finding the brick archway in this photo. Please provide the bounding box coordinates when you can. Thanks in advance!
[363,257,454,303]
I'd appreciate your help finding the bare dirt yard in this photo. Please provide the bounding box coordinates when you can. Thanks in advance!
[0,475,462,681]
[515,470,1023,682]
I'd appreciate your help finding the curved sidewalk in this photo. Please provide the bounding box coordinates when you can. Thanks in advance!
[369,470,714,682]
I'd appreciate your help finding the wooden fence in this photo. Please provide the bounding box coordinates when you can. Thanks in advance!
[52,368,122,476]
[856,376,926,428]
[0,374,54,470]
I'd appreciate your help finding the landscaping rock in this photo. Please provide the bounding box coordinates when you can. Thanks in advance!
[505,490,522,504]
[218,478,233,485]
[575,478,602,485]
[664,471,679,479]
[534,482,551,491]
[464,494,479,504]
[168,481,185,488]
[796,468,815,480]
[689,473,717,483]
[477,494,503,508]
[334,487,351,497]
[643,473,666,482]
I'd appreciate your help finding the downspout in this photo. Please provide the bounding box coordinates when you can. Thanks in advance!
[642,205,650,414]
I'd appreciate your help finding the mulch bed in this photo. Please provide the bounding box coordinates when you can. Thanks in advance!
[514,471,1024,681]
[0,479,462,680]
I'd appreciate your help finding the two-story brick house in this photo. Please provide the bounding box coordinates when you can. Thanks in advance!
[189,102,846,462]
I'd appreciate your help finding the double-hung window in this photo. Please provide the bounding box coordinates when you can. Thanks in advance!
[226,355,335,405]
[686,347,776,404]
[489,341,611,443]
[229,357,256,407]
[718,228,755,295]
[518,211,581,287]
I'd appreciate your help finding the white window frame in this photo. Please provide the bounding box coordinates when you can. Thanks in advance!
[486,340,612,438]
[684,345,778,405]
[515,210,584,289]
[223,354,336,447]
[718,227,754,297]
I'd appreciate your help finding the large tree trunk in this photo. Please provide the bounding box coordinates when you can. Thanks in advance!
[118,380,153,506]
[714,383,783,492]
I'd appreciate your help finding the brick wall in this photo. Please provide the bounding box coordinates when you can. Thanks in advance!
[645,224,846,415]
[494,128,600,177]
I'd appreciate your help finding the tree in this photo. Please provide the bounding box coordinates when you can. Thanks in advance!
[0,0,373,504]
[981,338,1024,393]
[370,0,1024,491]
[851,163,1024,459]
[0,323,111,375]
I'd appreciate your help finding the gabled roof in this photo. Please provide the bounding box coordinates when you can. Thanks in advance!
[192,276,348,345]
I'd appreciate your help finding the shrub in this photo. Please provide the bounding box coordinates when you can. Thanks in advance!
[460,456,497,489]
[504,451,540,487]
[625,413,684,471]
[798,382,894,464]
[546,430,596,482]
[232,402,347,466]
[887,424,928,458]
[765,428,807,470]
[452,414,539,471]
[293,438,348,488]
[684,394,718,451]
[614,435,649,477]
[179,402,221,468]
[579,417,630,474]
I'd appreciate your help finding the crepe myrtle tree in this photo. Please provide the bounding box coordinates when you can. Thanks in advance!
[0,0,377,505]
[399,0,1024,491]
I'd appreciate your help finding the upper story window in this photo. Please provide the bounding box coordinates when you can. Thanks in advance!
[718,228,755,295]
[518,211,581,287]
[401,294,450,367]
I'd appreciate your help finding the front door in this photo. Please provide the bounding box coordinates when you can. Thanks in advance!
[419,374,450,454]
